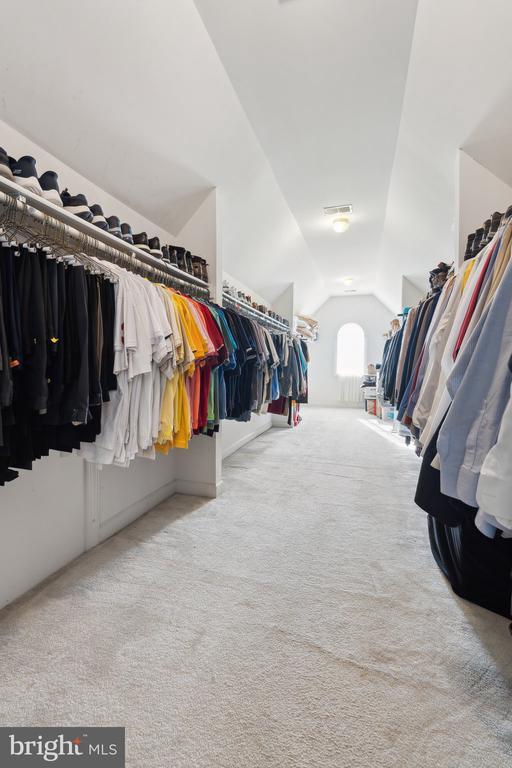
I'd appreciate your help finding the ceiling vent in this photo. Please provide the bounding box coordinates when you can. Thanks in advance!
[323,204,353,216]
[344,288,357,293]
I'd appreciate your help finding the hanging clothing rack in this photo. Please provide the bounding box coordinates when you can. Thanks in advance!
[0,175,210,298]
[222,291,290,333]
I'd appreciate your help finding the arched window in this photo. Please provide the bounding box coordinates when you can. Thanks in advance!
[336,323,365,377]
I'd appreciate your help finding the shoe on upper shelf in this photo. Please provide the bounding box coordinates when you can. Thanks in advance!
[133,231,150,252]
[199,257,208,283]
[185,250,194,274]
[39,171,62,206]
[471,227,484,257]
[191,255,202,280]
[89,204,109,230]
[161,245,170,263]
[61,188,93,222]
[464,233,475,260]
[481,218,491,246]
[106,215,122,238]
[175,246,187,271]
[120,222,134,244]
[148,236,162,258]
[487,211,504,244]
[166,245,179,266]
[0,147,13,180]
[10,155,43,196]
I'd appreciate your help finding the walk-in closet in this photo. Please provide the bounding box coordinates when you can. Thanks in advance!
[0,2,511,767]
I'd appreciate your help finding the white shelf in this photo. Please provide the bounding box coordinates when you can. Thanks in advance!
[222,291,290,332]
[0,175,210,290]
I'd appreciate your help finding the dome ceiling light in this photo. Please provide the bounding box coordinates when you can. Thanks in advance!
[323,204,353,234]
[332,216,350,233]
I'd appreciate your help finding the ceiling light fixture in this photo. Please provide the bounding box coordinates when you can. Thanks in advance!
[323,204,353,234]
[332,216,350,234]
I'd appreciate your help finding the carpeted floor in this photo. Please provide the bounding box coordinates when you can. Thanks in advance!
[0,407,511,767]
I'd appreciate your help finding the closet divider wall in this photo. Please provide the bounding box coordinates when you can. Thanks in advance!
[0,167,222,609]
[0,132,308,609]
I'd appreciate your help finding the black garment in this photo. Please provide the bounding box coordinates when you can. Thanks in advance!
[416,418,512,618]
[0,243,22,367]
[414,418,476,526]
[100,280,117,400]
[429,515,512,619]
[86,274,102,410]
[45,256,59,361]
[0,267,12,411]
[15,245,48,412]
[45,260,66,423]
[223,309,254,421]
[59,265,89,425]
[0,254,114,484]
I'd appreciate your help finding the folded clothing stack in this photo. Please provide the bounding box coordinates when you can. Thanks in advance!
[295,314,319,340]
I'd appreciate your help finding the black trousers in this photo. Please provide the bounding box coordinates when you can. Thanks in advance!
[416,417,512,618]
[429,514,512,619]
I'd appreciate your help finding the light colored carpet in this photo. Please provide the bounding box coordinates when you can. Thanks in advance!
[0,407,511,767]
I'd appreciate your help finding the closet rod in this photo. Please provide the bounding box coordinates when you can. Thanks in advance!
[0,175,210,291]
[222,291,290,332]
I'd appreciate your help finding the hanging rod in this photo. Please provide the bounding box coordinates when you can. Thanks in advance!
[0,175,210,292]
[222,291,290,332]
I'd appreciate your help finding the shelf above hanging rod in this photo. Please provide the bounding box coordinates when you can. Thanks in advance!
[222,291,290,332]
[0,175,210,291]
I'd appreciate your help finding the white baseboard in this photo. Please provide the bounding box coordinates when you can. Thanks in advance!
[91,472,220,547]
[175,479,218,499]
[222,422,272,459]
[270,414,292,429]
[97,479,177,544]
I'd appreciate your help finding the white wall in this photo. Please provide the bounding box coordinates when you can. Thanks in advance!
[0,454,85,608]
[221,414,272,459]
[223,271,270,308]
[0,118,177,244]
[309,295,393,406]
[457,151,512,265]
[178,189,221,299]
[273,284,295,326]
[376,0,512,313]
[402,277,425,310]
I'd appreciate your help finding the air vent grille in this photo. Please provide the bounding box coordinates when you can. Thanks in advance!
[324,204,353,216]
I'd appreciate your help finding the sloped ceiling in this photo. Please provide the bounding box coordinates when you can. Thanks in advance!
[193,0,419,302]
[1,0,512,314]
[376,0,512,311]
[194,0,512,312]
[0,0,325,312]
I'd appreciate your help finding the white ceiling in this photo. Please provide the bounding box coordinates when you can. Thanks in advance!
[1,0,512,314]
[194,0,419,298]
[375,0,512,311]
